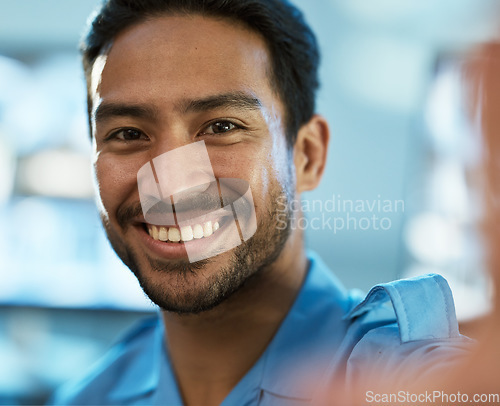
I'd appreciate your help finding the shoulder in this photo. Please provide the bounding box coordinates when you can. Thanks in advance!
[49,316,160,405]
[343,273,473,387]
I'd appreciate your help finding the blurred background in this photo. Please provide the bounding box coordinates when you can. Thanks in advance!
[0,0,499,404]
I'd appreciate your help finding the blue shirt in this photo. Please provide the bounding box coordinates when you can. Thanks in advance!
[51,253,471,405]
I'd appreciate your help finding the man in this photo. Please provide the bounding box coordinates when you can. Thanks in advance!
[52,0,470,405]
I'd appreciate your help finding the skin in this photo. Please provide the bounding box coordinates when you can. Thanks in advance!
[90,15,329,406]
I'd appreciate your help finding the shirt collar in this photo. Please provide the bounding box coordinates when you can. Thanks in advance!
[108,315,166,402]
[256,251,355,400]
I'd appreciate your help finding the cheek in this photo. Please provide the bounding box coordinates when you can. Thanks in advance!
[210,138,290,196]
[210,145,270,191]
[270,134,293,188]
[93,155,143,219]
[248,140,291,201]
[238,153,287,219]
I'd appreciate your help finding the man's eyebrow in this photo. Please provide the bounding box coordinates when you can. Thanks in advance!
[180,92,263,113]
[93,103,159,123]
[93,92,262,123]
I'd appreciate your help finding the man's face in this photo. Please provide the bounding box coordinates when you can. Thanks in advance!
[90,15,295,313]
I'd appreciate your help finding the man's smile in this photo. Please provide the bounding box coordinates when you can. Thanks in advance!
[146,220,220,243]
[133,210,242,262]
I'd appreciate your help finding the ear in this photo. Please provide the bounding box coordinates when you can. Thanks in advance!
[294,114,330,193]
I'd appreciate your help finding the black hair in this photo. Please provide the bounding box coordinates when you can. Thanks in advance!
[81,0,320,145]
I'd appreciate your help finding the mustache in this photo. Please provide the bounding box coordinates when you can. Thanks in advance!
[117,191,240,228]
[117,203,144,229]
[119,178,254,228]
[117,195,222,229]
[159,191,224,214]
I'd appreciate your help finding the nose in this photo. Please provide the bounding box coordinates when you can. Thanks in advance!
[148,132,190,163]
[151,140,215,199]
[137,140,216,223]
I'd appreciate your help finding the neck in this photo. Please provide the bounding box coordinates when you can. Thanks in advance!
[161,233,308,406]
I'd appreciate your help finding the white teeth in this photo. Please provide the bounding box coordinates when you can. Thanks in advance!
[148,220,221,242]
[159,226,168,241]
[203,221,213,237]
[180,226,194,242]
[193,224,204,239]
[168,227,181,242]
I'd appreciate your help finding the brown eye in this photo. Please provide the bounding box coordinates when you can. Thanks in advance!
[203,121,237,134]
[110,128,148,141]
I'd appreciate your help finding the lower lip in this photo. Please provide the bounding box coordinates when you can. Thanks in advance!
[134,220,234,261]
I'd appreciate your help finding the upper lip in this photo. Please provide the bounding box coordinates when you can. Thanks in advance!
[133,210,232,227]
[131,215,147,225]
[148,205,232,220]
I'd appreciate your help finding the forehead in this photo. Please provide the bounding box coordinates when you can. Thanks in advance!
[93,15,276,109]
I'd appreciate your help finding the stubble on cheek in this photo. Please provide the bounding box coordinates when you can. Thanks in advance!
[100,213,136,272]
[97,182,293,314]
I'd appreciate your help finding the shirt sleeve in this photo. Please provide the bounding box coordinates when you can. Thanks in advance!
[344,273,474,394]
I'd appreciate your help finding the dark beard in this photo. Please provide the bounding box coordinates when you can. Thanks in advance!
[103,183,294,314]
